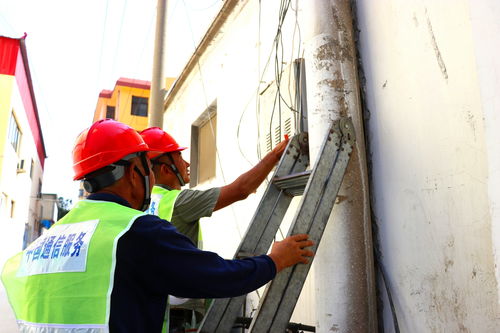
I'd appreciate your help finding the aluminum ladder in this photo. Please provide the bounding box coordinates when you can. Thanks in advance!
[198,116,356,332]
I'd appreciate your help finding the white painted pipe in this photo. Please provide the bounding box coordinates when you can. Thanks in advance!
[300,0,377,331]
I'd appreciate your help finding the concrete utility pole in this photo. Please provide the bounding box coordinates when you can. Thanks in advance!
[301,0,377,331]
[149,0,168,128]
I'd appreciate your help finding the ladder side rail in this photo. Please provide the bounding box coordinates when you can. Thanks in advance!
[199,191,296,331]
[236,188,292,257]
[198,133,309,332]
[266,136,354,332]
[199,190,296,332]
[236,132,310,256]
[248,121,343,331]
[197,297,231,332]
[249,118,355,332]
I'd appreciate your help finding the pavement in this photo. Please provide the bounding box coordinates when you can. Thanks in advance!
[0,285,17,332]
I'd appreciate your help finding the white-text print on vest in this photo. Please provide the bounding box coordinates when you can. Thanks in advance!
[16,220,99,277]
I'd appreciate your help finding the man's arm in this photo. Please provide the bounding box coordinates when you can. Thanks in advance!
[164,231,314,298]
[214,139,289,211]
[171,188,220,224]
[121,215,313,299]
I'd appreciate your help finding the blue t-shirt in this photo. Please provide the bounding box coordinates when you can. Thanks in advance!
[85,193,276,332]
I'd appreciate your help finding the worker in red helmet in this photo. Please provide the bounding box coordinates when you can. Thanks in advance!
[1,119,313,333]
[72,118,155,211]
[140,126,289,247]
[140,126,289,331]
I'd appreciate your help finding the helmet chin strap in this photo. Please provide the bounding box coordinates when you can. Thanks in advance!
[134,153,152,211]
[82,152,151,211]
[165,153,186,187]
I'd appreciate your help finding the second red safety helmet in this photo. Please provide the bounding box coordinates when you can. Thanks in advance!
[139,127,187,159]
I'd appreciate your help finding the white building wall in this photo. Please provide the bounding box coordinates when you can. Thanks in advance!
[1,83,40,258]
[164,0,500,330]
[164,0,317,325]
[0,79,44,332]
[355,0,500,331]
[0,83,44,257]
[468,0,500,308]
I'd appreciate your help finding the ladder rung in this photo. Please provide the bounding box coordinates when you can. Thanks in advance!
[273,170,311,196]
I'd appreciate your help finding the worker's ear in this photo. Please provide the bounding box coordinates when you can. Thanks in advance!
[162,162,175,175]
[127,159,144,184]
[121,161,135,184]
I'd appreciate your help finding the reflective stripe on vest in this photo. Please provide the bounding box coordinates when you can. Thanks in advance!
[1,200,145,332]
[17,320,107,333]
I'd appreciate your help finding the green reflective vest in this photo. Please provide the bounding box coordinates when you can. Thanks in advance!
[147,186,203,248]
[1,200,145,332]
[148,186,181,221]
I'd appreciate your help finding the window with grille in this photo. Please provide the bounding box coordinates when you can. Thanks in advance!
[106,106,116,119]
[266,133,272,153]
[10,200,15,218]
[0,193,5,218]
[8,112,21,153]
[257,59,308,155]
[191,101,217,186]
[131,96,148,117]
[30,159,34,179]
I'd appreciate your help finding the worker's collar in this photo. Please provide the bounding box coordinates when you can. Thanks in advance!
[87,192,132,208]
[155,184,176,191]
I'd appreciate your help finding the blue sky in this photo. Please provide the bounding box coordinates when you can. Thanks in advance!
[0,0,221,203]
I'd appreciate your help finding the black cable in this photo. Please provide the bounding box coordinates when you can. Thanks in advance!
[290,0,302,134]
[274,0,296,112]
[380,263,401,333]
[255,0,263,161]
[268,0,291,149]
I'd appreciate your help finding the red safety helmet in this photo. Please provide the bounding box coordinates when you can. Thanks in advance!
[139,127,187,159]
[73,119,153,180]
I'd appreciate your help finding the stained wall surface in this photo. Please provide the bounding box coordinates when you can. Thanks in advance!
[355,0,500,331]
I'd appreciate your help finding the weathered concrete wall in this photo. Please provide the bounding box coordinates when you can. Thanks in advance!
[355,0,500,331]
[468,0,500,305]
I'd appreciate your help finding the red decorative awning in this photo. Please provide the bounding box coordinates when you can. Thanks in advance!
[0,35,21,75]
[1,34,47,168]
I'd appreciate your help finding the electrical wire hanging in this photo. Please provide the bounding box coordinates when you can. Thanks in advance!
[247,0,299,162]
[180,0,244,240]
[110,0,128,81]
[258,0,302,165]
[96,0,110,101]
[107,0,160,129]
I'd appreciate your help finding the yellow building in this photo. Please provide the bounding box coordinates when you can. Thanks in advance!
[93,77,176,131]
[82,77,175,199]
[0,35,47,261]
